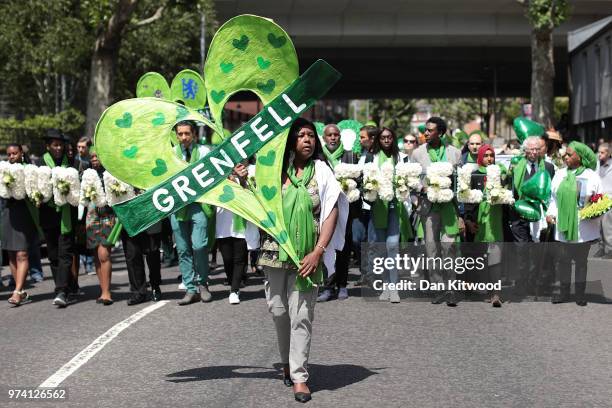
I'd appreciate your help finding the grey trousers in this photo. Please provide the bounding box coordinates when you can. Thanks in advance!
[600,210,612,254]
[264,266,317,383]
[423,211,457,284]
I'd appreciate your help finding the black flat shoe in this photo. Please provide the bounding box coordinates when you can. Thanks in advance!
[576,300,588,306]
[283,375,293,387]
[127,294,148,306]
[294,392,312,403]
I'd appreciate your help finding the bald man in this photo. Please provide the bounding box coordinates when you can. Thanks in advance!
[318,123,361,302]
[461,134,482,164]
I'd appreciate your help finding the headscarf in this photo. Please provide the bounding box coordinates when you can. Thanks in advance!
[477,144,495,167]
[569,141,597,170]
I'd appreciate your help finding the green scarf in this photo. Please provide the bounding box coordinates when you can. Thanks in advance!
[427,144,458,236]
[43,152,72,234]
[556,166,585,241]
[279,160,322,289]
[467,153,476,163]
[372,152,394,229]
[322,143,344,168]
[476,165,502,242]
[427,144,447,163]
[513,157,545,196]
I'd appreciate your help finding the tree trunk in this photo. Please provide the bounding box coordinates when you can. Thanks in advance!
[85,0,139,137]
[530,27,555,126]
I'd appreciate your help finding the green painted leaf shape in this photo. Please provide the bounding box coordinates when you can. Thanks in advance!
[170,69,207,110]
[136,72,170,100]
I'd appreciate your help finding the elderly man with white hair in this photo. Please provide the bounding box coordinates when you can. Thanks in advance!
[508,136,556,296]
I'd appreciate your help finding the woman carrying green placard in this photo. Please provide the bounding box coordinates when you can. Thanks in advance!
[258,118,346,403]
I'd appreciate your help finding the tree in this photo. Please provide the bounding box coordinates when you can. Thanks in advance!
[369,99,416,136]
[518,0,570,126]
[0,0,216,141]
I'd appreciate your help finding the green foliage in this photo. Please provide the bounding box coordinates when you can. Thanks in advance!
[0,108,85,153]
[522,0,571,30]
[369,99,416,136]
[427,98,483,129]
[0,0,216,123]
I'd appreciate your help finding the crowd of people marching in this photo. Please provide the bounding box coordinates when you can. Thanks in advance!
[1,117,611,310]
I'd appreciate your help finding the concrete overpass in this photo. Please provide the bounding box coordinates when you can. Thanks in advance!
[215,0,611,98]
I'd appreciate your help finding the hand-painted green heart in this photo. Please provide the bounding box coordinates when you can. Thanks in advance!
[257,79,275,94]
[123,146,138,159]
[151,159,168,177]
[219,185,235,202]
[261,185,277,200]
[232,35,249,51]
[276,230,288,244]
[152,112,165,126]
[115,112,132,128]
[257,56,271,70]
[211,90,226,104]
[257,150,276,166]
[261,211,276,228]
[268,33,286,48]
[176,106,189,120]
[220,62,234,73]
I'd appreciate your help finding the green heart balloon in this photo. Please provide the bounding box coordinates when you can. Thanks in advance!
[514,199,541,221]
[136,72,170,99]
[510,155,524,165]
[170,69,206,109]
[520,170,551,205]
[513,117,544,144]
[418,124,426,134]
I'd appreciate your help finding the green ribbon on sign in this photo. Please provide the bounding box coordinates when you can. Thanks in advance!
[109,60,340,237]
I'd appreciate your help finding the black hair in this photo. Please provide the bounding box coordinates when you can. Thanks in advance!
[174,120,197,134]
[360,125,380,140]
[282,117,327,172]
[370,126,400,162]
[6,143,22,151]
[426,116,447,136]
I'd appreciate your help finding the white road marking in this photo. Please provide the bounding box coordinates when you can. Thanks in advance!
[39,300,169,388]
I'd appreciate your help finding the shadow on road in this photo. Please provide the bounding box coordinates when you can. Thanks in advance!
[166,363,382,391]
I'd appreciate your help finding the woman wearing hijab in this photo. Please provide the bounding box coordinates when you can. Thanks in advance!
[464,144,508,307]
[546,141,601,306]
[258,118,347,403]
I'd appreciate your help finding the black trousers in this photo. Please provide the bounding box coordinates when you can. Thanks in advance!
[558,241,591,285]
[326,229,352,290]
[217,237,247,293]
[122,231,161,296]
[43,227,77,295]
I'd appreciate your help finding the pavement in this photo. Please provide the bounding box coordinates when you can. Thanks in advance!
[1,249,611,408]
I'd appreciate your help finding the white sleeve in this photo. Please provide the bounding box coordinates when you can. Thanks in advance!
[315,160,349,278]
[547,170,562,218]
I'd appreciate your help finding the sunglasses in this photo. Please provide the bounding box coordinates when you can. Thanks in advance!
[404,139,416,144]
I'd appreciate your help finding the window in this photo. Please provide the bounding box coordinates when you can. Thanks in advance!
[594,45,601,103]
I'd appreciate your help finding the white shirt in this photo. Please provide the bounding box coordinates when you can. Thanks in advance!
[215,207,246,239]
[180,144,210,161]
[547,168,602,242]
